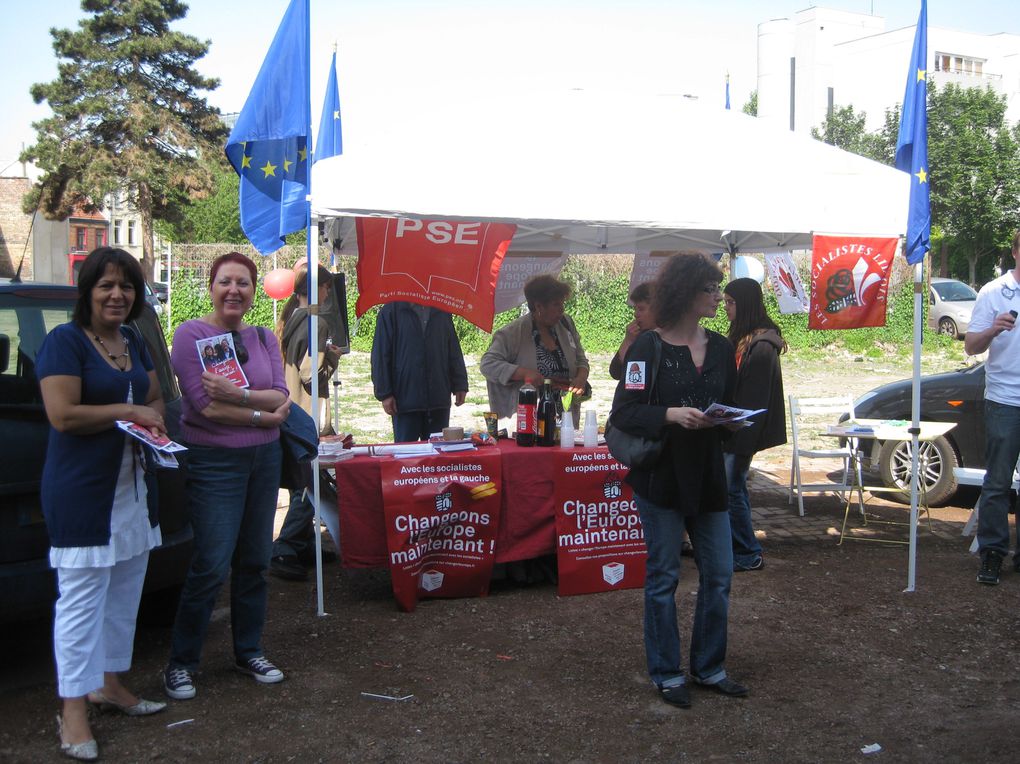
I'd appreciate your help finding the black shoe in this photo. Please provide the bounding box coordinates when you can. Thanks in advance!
[270,555,307,581]
[1014,554,1020,574]
[697,677,749,697]
[734,556,764,572]
[977,551,1003,585]
[298,548,337,566]
[659,684,691,708]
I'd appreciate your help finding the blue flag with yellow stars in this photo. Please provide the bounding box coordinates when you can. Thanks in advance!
[315,51,343,163]
[225,0,310,255]
[894,0,929,265]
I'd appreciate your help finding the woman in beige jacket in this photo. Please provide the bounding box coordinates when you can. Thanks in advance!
[480,275,590,427]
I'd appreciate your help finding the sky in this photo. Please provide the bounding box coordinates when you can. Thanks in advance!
[3,0,1020,178]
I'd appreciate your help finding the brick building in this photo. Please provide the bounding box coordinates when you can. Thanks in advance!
[0,177,33,279]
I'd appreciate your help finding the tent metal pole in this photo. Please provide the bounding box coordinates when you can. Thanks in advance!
[905,260,924,592]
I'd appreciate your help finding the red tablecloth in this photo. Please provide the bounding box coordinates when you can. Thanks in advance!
[335,439,568,567]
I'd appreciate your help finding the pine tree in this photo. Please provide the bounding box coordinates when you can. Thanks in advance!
[21,0,226,280]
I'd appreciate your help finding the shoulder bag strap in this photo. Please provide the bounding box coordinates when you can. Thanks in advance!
[646,331,663,405]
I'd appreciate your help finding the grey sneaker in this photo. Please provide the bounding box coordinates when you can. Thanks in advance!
[977,551,1003,585]
[163,666,196,700]
[235,656,284,684]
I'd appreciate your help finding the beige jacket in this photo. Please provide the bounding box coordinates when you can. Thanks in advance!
[480,313,589,418]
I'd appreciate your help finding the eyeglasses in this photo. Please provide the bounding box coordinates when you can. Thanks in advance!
[701,284,722,295]
[231,331,250,364]
[1001,284,1017,300]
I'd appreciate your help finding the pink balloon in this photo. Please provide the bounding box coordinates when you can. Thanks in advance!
[263,268,295,300]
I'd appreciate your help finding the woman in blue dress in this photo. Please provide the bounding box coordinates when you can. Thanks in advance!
[37,247,168,760]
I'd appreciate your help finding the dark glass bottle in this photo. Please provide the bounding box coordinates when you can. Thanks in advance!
[538,379,557,446]
[516,381,538,447]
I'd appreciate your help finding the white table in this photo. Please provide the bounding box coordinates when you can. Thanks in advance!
[823,419,957,545]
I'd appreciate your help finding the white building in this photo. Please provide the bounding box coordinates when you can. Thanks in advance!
[757,7,1020,135]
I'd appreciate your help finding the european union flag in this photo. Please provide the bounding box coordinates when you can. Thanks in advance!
[894,0,930,265]
[725,73,731,111]
[225,0,310,255]
[315,51,343,163]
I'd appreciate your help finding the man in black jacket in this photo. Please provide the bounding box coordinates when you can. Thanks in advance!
[371,302,469,442]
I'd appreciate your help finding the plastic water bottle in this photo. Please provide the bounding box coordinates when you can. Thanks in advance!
[559,409,575,448]
[583,409,598,448]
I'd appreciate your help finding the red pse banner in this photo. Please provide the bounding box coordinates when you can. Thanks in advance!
[355,217,517,332]
[380,450,502,612]
[552,448,646,596]
[809,235,898,330]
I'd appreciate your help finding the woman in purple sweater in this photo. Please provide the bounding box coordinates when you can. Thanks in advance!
[163,253,291,701]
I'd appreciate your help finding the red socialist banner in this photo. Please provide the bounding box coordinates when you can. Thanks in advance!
[809,235,898,330]
[380,450,502,612]
[552,448,646,596]
[355,217,517,332]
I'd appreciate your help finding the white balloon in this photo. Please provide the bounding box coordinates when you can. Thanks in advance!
[731,255,765,283]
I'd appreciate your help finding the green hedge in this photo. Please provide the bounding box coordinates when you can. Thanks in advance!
[165,260,951,358]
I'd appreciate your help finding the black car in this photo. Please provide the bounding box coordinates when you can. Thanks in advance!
[0,280,192,623]
[846,363,986,505]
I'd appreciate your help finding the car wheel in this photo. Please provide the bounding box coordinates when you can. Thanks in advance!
[877,435,958,506]
[937,317,958,337]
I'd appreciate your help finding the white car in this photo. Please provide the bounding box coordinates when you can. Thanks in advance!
[928,277,976,338]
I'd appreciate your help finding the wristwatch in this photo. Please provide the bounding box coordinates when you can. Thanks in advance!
[250,409,262,427]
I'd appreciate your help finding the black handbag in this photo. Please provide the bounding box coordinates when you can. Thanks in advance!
[605,332,664,469]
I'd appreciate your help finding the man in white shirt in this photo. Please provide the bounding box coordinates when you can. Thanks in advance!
[964,230,1020,584]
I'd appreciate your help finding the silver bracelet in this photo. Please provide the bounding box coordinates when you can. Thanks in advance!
[241,388,250,406]
[250,409,262,427]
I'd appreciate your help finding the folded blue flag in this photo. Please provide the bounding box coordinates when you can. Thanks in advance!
[225,0,310,255]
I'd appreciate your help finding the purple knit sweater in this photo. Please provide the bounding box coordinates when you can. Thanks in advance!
[171,320,289,448]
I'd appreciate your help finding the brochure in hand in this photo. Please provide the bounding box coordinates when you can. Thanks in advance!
[702,403,765,426]
[116,421,186,469]
[197,332,249,388]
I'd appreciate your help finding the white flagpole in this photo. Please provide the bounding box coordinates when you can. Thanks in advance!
[906,260,924,591]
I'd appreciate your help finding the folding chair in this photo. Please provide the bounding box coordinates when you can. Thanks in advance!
[788,395,863,517]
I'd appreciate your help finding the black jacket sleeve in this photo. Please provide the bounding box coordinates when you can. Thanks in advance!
[370,305,395,401]
[609,331,670,438]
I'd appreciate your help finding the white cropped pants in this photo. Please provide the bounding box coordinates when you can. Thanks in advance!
[53,551,149,698]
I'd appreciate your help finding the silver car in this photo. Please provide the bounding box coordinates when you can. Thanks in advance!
[928,277,977,338]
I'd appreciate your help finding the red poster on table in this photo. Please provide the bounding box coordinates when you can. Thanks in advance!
[355,217,517,331]
[380,450,502,612]
[553,448,646,596]
[808,235,897,330]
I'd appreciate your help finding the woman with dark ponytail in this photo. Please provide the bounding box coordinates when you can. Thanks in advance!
[722,277,787,572]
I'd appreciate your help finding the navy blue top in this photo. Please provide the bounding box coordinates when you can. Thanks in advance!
[36,322,155,548]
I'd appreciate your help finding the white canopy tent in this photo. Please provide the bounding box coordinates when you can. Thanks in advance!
[312,91,909,254]
[304,91,918,605]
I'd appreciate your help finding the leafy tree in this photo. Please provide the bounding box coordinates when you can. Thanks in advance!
[21,0,226,280]
[811,104,886,161]
[742,90,758,117]
[926,82,1020,284]
[161,156,244,243]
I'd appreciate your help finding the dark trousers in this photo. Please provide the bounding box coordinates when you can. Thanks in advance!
[272,489,314,561]
[392,408,451,442]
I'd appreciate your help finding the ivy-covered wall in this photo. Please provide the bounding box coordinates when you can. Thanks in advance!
[167,254,953,358]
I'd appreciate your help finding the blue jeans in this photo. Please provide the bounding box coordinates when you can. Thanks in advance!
[392,408,451,442]
[169,440,282,670]
[724,452,763,568]
[978,400,1020,556]
[636,496,733,688]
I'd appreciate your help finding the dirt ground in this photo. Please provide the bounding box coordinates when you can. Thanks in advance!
[3,351,1018,763]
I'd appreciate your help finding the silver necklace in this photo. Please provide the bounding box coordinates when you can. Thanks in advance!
[94,332,129,370]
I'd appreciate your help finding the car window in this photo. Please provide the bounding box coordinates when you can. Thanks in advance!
[0,294,75,405]
[932,280,978,302]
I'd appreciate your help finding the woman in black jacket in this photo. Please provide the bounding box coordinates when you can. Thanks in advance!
[610,253,746,710]
[722,278,787,572]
